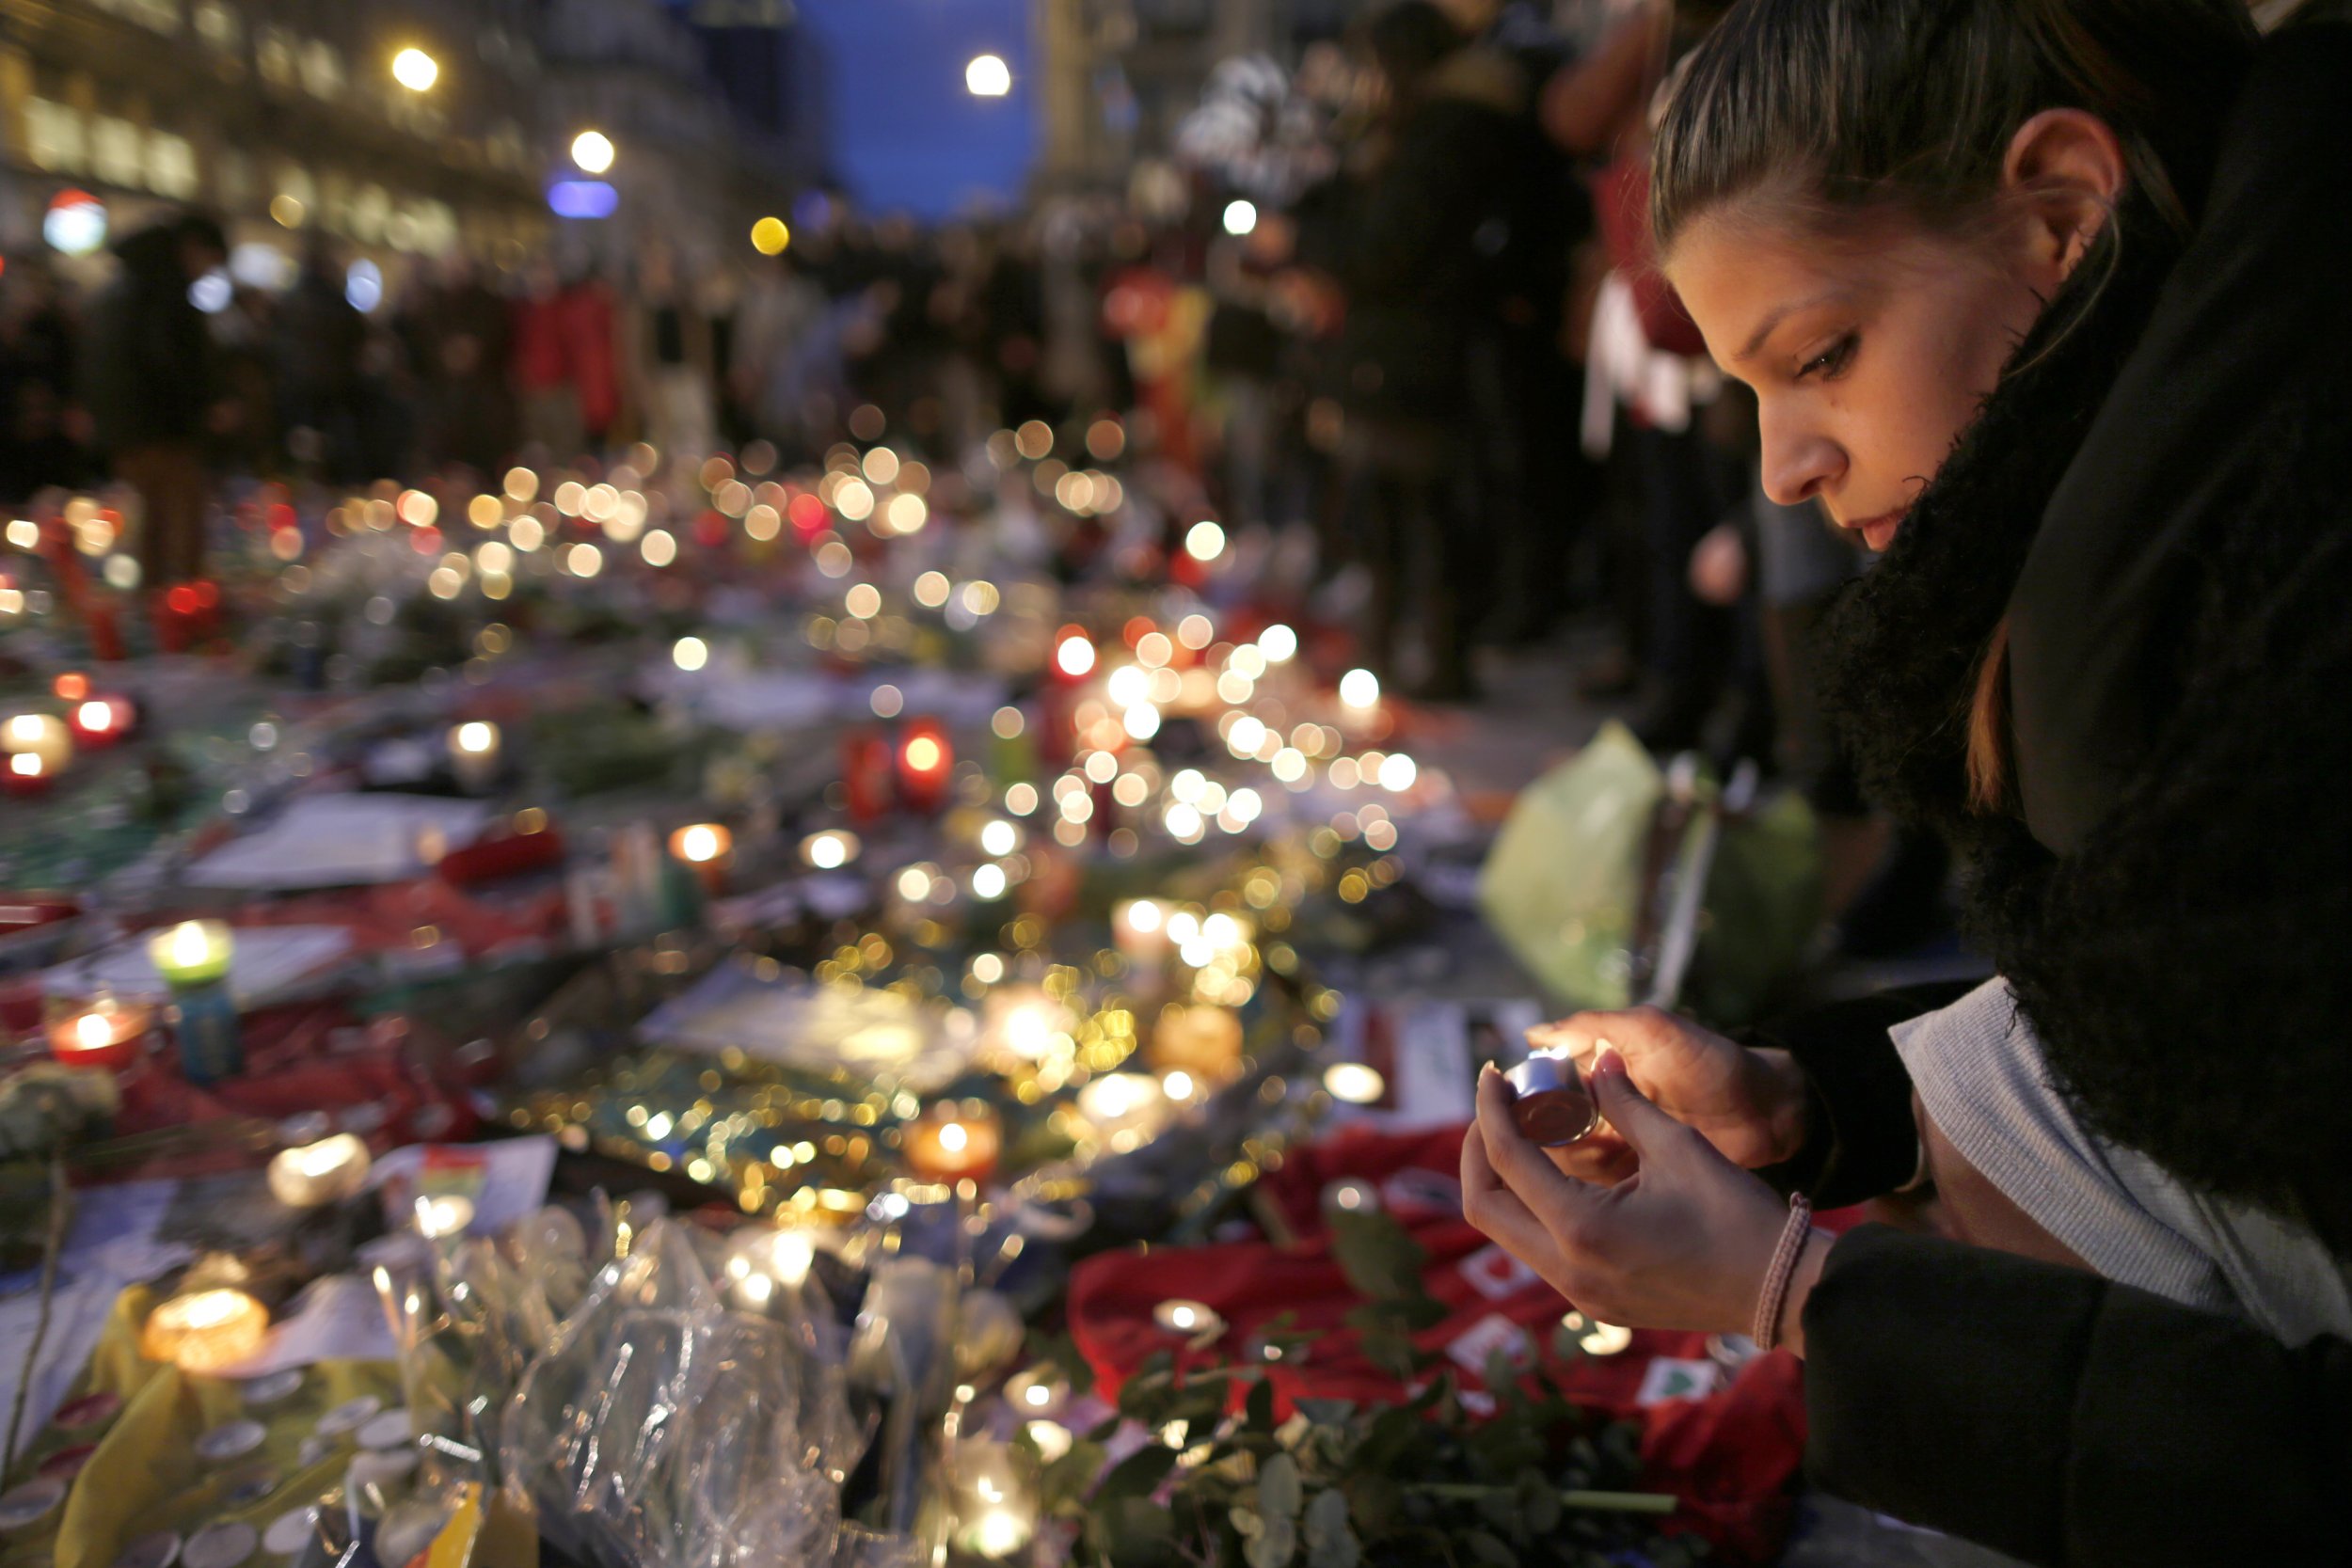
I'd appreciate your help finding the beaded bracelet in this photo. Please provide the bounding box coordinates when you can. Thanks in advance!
[1752,1194,1815,1352]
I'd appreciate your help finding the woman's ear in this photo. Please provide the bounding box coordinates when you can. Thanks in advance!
[2002,108,2129,283]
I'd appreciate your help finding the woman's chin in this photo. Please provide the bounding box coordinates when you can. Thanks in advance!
[1861,517,1903,552]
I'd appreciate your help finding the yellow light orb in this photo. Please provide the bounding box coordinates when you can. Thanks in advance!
[570,130,615,174]
[391,47,438,92]
[750,215,790,255]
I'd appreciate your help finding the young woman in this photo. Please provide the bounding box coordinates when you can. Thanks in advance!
[1458,3,2352,1562]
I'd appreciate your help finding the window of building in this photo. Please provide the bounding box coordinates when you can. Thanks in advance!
[91,116,144,188]
[301,40,343,98]
[258,25,297,86]
[23,100,87,174]
[145,132,199,199]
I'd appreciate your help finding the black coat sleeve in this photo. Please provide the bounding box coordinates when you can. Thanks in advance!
[1803,1226,2352,1567]
[1739,982,1973,1208]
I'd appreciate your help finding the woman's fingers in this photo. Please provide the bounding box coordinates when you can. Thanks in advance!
[1459,1118,1556,1259]
[1546,1128,1639,1185]
[1589,1050,1699,1163]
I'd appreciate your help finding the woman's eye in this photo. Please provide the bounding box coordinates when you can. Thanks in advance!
[1797,335,1857,381]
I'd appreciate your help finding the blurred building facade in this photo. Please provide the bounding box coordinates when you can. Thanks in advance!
[0,0,820,292]
[0,0,549,281]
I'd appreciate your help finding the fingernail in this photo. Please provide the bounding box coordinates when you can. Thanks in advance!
[1479,1062,1498,1080]
[1595,1048,1626,1076]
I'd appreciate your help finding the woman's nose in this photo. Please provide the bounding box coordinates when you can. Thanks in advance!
[1760,416,1842,508]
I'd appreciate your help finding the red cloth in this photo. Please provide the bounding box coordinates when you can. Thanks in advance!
[1067,1125,1815,1563]
[1593,155,1709,359]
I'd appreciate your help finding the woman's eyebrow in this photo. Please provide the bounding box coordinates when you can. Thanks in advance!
[1735,288,1851,363]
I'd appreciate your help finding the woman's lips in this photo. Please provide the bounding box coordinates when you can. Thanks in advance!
[1842,508,1909,552]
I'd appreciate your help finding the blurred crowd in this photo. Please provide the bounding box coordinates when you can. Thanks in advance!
[0,0,1934,948]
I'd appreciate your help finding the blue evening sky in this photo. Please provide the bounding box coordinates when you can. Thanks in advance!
[793,0,1038,220]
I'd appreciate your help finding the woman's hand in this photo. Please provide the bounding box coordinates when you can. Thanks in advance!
[1462,1052,1796,1337]
[1527,1006,1810,1185]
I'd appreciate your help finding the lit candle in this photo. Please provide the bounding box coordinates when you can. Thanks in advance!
[902,1101,1003,1185]
[267,1134,373,1209]
[724,1225,819,1317]
[1560,1312,1633,1357]
[1322,1062,1386,1105]
[2,713,72,781]
[1147,1005,1245,1084]
[1320,1178,1381,1222]
[1074,1071,1163,1137]
[148,919,234,989]
[3,750,54,796]
[141,1289,270,1373]
[1111,899,1171,967]
[1002,1363,1070,1419]
[983,989,1073,1063]
[413,1194,476,1240]
[666,822,734,895]
[800,829,860,869]
[1152,1298,1224,1338]
[47,1000,151,1072]
[149,920,242,1084]
[446,721,501,793]
[897,721,952,815]
[66,695,134,749]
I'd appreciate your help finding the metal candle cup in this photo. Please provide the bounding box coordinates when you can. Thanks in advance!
[1502,1051,1599,1147]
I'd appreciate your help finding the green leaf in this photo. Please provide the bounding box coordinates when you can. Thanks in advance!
[1098,1443,1180,1504]
[1328,1210,1432,1303]
[1098,1497,1177,1565]
[1343,1474,1399,1540]
[1246,1376,1278,1434]
[1041,1438,1109,1511]
[1232,1505,1265,1539]
[1294,1399,1359,1429]
[1303,1488,1360,1568]
[1243,1512,1297,1568]
[1258,1452,1303,1520]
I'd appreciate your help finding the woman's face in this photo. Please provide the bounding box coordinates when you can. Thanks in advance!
[1666,213,2058,551]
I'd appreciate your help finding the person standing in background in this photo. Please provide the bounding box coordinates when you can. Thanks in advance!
[83,211,228,590]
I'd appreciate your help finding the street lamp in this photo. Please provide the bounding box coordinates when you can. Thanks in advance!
[965,54,1011,97]
[391,47,438,92]
[571,130,615,174]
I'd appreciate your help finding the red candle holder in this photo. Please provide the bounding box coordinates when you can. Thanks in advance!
[843,729,893,824]
[897,721,952,815]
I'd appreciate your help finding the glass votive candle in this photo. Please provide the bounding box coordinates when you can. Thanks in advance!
[267,1134,373,1209]
[47,1000,151,1073]
[142,1289,270,1373]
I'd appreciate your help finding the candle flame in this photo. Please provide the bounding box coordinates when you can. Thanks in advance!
[168,922,210,968]
[74,1012,111,1048]
[904,735,944,773]
[8,752,40,777]
[679,824,722,863]
[453,721,496,754]
[939,1121,969,1153]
